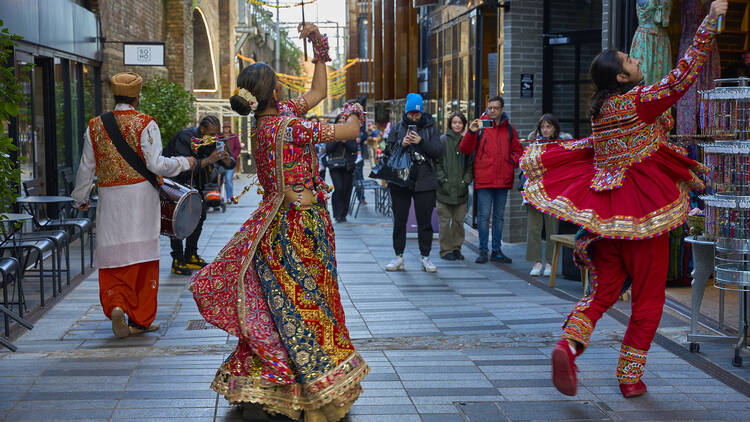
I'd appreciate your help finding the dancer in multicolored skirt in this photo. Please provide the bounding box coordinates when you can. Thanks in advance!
[190,23,369,421]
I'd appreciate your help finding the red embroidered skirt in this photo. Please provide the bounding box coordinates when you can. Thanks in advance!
[521,141,705,240]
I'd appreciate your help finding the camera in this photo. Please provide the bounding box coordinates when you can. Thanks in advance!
[481,120,493,129]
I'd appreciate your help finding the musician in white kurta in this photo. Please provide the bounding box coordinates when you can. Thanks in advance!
[72,72,194,337]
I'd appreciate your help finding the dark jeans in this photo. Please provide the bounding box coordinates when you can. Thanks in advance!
[476,187,508,253]
[330,168,354,220]
[390,184,436,257]
[171,191,207,261]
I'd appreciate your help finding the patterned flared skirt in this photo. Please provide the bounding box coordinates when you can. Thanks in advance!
[210,205,369,421]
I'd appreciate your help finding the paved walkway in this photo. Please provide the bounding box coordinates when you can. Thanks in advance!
[1,176,749,422]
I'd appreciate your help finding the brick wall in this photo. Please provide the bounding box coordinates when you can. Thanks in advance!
[501,0,544,244]
[165,0,194,89]
[97,0,169,110]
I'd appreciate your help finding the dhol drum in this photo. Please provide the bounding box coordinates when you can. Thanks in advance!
[160,179,202,239]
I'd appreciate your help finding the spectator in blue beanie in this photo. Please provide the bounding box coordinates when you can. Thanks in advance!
[384,93,444,273]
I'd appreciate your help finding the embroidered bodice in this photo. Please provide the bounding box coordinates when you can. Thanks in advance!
[254,97,335,196]
[563,14,717,192]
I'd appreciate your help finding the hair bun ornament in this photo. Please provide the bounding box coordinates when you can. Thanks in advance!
[233,87,258,113]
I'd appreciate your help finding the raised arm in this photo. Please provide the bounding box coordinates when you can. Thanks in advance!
[637,1,725,123]
[299,23,331,109]
[142,121,194,177]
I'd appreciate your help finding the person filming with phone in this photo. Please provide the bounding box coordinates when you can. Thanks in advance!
[384,93,444,273]
[459,95,523,264]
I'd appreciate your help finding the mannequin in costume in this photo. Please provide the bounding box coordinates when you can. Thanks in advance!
[676,0,721,135]
[521,0,728,399]
[630,0,673,85]
[190,23,369,422]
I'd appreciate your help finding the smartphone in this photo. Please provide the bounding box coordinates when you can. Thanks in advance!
[407,125,417,134]
[216,141,225,152]
[481,120,493,129]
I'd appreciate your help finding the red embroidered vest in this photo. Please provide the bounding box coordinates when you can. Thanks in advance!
[89,110,153,187]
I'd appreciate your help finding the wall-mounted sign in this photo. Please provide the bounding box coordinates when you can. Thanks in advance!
[521,73,534,98]
[123,42,165,66]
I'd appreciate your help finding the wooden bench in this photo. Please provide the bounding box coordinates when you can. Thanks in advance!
[549,234,589,293]
[548,233,630,301]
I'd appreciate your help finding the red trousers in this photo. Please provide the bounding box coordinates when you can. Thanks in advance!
[564,234,668,351]
[562,235,668,384]
[99,260,159,327]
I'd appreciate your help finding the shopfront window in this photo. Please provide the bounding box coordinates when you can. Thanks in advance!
[82,64,96,123]
[55,58,67,183]
[13,53,34,183]
[69,61,82,174]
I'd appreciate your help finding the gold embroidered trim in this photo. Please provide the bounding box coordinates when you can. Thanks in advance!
[320,123,336,143]
[212,351,369,418]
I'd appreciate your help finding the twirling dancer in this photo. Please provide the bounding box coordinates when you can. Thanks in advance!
[190,23,369,421]
[521,0,728,399]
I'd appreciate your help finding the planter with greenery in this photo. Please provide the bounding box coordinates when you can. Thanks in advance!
[0,20,29,219]
[138,76,196,146]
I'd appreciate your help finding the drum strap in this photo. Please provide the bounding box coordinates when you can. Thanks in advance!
[101,112,161,192]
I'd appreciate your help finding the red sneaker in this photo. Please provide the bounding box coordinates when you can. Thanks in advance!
[619,380,647,398]
[551,339,578,396]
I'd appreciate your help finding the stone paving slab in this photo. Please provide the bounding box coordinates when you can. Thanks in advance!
[1,182,749,421]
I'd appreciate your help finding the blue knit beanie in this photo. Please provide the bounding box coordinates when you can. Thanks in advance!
[405,93,423,113]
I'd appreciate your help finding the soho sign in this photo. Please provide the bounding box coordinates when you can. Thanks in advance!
[123,42,165,66]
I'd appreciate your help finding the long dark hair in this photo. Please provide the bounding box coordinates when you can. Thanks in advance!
[448,112,467,133]
[230,62,278,116]
[589,49,635,120]
[534,113,561,139]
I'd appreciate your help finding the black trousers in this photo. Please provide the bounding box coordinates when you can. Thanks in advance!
[389,184,436,257]
[330,168,354,220]
[171,191,207,260]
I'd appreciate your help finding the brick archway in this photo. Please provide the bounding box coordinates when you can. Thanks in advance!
[193,7,218,92]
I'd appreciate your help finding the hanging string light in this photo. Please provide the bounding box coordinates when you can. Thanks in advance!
[246,0,317,9]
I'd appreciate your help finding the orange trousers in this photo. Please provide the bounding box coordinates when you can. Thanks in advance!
[99,260,159,328]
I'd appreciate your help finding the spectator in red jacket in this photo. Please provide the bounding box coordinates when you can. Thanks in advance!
[459,96,523,264]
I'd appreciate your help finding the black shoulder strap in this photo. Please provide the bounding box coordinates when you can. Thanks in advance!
[100,112,160,191]
[507,123,515,143]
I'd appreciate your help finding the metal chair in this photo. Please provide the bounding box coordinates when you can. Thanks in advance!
[0,257,33,351]
[24,177,94,272]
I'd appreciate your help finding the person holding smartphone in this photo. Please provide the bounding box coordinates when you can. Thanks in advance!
[459,96,523,264]
[384,93,444,273]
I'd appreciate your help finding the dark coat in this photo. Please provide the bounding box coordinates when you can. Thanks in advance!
[325,138,358,171]
[385,113,444,192]
[163,127,235,189]
[436,130,473,205]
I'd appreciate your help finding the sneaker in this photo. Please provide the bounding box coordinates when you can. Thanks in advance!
[185,254,208,269]
[171,259,193,276]
[440,252,456,261]
[543,263,553,277]
[475,252,489,264]
[490,250,512,263]
[551,339,579,396]
[421,256,437,273]
[530,262,543,276]
[453,250,465,260]
[385,256,404,271]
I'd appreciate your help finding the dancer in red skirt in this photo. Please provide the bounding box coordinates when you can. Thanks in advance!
[521,0,728,399]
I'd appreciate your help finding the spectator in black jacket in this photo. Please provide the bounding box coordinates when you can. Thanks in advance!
[163,115,235,275]
[326,114,358,222]
[384,93,444,273]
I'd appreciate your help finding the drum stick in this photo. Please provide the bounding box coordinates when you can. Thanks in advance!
[301,0,308,62]
[717,14,725,33]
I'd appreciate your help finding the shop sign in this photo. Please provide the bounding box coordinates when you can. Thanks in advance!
[123,42,165,66]
[521,73,534,98]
